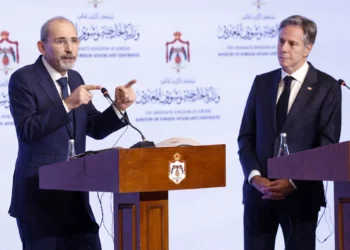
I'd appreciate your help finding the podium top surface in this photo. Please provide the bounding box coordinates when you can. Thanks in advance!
[268,141,350,181]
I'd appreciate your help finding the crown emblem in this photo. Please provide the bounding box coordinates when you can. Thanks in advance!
[252,0,265,9]
[1,31,9,40]
[174,31,182,40]
[173,153,181,161]
[0,30,20,75]
[88,0,102,8]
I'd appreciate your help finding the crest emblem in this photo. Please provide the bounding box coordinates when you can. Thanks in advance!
[88,0,102,8]
[0,31,19,75]
[168,153,186,184]
[165,31,190,73]
[252,0,265,9]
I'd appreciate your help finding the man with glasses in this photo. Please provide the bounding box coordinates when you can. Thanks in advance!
[8,16,135,250]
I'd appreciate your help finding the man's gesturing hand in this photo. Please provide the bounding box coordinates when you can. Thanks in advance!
[64,85,101,110]
[114,80,136,111]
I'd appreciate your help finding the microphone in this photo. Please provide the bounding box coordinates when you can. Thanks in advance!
[101,87,155,148]
[338,79,350,90]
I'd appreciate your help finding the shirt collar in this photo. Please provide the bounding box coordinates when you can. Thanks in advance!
[281,60,309,84]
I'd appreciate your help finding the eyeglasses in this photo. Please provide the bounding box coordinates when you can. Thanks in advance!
[52,38,80,46]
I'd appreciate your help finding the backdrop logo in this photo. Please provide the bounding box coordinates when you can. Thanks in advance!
[88,0,102,8]
[252,0,265,9]
[0,31,19,75]
[166,31,190,73]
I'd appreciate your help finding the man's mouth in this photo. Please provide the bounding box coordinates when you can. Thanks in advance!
[61,56,75,60]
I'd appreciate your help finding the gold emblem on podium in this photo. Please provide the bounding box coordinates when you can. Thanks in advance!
[168,153,186,184]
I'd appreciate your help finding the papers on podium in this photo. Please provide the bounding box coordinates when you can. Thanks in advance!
[155,138,201,147]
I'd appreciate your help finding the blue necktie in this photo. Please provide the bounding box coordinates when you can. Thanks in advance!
[276,76,293,134]
[57,77,74,137]
[57,77,69,99]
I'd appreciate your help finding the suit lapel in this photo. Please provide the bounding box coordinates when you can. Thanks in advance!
[67,71,79,93]
[282,63,318,129]
[35,56,62,106]
[35,56,80,140]
[270,70,281,135]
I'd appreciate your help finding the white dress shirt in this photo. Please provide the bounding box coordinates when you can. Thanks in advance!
[42,57,124,120]
[248,61,310,189]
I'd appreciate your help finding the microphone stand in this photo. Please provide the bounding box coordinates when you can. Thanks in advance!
[101,88,155,148]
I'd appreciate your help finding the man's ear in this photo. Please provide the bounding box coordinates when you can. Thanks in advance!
[304,43,313,58]
[37,41,46,55]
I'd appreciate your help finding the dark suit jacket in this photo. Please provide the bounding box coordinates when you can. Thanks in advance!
[238,62,341,210]
[8,56,126,234]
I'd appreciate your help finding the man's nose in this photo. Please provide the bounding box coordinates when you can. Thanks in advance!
[280,42,288,52]
[64,43,72,52]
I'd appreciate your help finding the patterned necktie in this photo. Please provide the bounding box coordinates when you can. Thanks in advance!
[276,76,294,134]
[57,77,74,137]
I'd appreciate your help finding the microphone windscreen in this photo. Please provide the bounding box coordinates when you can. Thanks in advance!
[101,87,108,95]
[338,79,345,85]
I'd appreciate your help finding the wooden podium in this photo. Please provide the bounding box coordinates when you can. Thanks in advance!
[268,141,350,250]
[39,144,226,250]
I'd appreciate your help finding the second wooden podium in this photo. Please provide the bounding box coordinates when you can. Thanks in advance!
[268,141,350,250]
[39,144,226,250]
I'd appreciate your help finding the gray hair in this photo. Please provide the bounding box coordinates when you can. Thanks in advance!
[279,15,317,45]
[40,16,76,42]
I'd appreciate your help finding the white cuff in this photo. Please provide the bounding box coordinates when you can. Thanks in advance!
[112,104,125,121]
[248,170,261,184]
[289,179,297,189]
